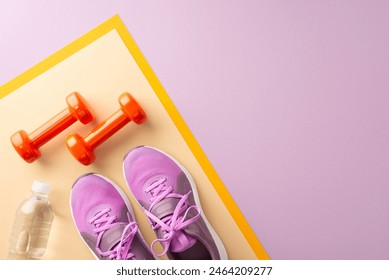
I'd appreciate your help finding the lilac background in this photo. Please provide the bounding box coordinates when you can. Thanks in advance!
[1,1,389,259]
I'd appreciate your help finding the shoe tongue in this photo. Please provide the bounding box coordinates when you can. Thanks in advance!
[170,231,197,252]
[151,198,197,253]
[150,197,179,219]
[100,224,126,252]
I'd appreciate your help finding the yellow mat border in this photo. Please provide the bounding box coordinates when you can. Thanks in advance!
[0,15,269,260]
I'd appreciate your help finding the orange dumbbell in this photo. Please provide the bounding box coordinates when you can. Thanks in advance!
[66,93,146,165]
[11,92,94,163]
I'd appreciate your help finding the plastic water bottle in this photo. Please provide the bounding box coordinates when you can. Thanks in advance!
[7,181,54,260]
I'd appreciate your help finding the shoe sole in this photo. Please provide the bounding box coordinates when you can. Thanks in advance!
[69,173,152,260]
[123,146,228,260]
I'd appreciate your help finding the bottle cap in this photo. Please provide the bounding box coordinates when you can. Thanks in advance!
[32,180,51,194]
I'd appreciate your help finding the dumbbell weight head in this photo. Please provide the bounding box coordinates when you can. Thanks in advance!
[66,134,95,166]
[66,92,94,124]
[119,93,147,124]
[10,130,40,163]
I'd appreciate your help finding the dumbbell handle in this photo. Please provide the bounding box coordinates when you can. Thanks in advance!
[30,108,77,148]
[84,109,129,150]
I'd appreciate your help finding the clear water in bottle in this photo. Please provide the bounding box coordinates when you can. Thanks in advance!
[7,181,54,260]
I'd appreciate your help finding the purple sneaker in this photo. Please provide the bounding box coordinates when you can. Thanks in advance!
[123,146,228,260]
[70,173,154,260]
